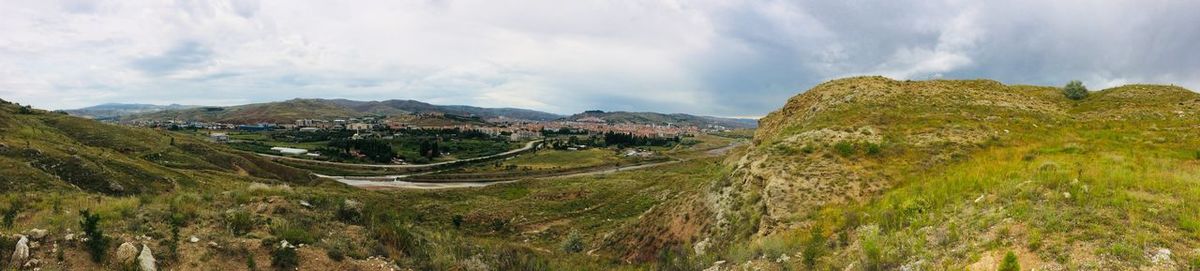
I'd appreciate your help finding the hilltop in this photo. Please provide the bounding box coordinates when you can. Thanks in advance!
[62,103,200,121]
[697,76,1200,269]
[120,98,562,124]
[0,100,318,194]
[563,110,757,129]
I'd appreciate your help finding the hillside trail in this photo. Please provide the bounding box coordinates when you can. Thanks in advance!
[257,139,543,168]
[327,140,745,189]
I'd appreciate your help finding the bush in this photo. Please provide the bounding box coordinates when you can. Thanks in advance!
[336,200,363,224]
[1063,80,1088,100]
[225,210,256,236]
[271,222,317,245]
[834,141,856,157]
[864,143,882,156]
[271,242,299,270]
[998,251,1020,271]
[802,227,825,267]
[560,230,584,253]
[2,199,21,229]
[80,209,110,263]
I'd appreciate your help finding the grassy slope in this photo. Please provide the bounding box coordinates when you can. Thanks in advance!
[708,77,1200,270]
[0,100,740,270]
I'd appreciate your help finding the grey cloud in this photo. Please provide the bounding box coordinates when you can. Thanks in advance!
[4,0,1200,115]
[130,41,214,76]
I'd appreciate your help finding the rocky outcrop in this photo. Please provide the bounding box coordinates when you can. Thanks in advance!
[116,242,139,264]
[138,244,156,271]
[10,235,29,268]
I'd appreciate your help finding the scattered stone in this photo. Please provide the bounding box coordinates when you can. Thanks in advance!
[1063,192,1071,199]
[299,200,313,208]
[64,233,75,241]
[25,229,48,240]
[189,236,199,243]
[23,258,41,268]
[775,254,791,263]
[138,244,157,271]
[1150,248,1172,265]
[700,260,724,271]
[207,241,220,248]
[10,235,29,267]
[116,242,139,263]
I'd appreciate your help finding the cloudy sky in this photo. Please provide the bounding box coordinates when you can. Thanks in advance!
[1,0,1197,117]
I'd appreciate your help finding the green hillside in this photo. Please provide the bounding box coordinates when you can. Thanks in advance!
[123,98,561,124]
[564,110,758,129]
[3,76,1199,270]
[701,77,1200,270]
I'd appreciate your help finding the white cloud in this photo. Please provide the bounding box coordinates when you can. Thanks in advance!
[0,0,1197,115]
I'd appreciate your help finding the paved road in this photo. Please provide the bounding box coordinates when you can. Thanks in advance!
[324,140,746,190]
[258,140,542,168]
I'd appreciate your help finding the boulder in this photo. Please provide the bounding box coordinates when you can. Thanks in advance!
[115,242,139,264]
[25,229,48,240]
[138,244,157,271]
[10,235,29,267]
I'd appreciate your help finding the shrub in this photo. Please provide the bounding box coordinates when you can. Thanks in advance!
[802,227,825,267]
[834,141,856,157]
[1063,80,1088,100]
[451,215,464,229]
[336,200,363,224]
[2,199,21,228]
[271,242,299,270]
[225,210,256,236]
[864,143,882,156]
[271,222,317,245]
[560,230,584,253]
[80,209,110,263]
[998,251,1020,271]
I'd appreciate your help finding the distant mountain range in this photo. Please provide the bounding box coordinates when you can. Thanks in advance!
[110,98,563,124]
[563,110,758,129]
[68,98,758,128]
[62,103,200,120]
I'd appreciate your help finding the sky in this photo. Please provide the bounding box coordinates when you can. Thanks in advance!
[1,0,1198,117]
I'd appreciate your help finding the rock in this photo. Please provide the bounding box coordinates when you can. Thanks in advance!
[25,229,48,240]
[64,233,75,241]
[1150,248,1172,265]
[207,241,220,248]
[116,242,139,264]
[138,244,157,271]
[188,236,199,243]
[10,236,29,267]
[299,200,313,208]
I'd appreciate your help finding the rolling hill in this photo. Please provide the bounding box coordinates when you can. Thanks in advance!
[562,110,758,129]
[121,98,562,124]
[62,103,200,120]
[694,76,1200,269]
[0,100,318,194]
[5,76,1200,270]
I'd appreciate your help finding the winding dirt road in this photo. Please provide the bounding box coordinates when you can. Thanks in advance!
[257,140,542,168]
[323,140,746,189]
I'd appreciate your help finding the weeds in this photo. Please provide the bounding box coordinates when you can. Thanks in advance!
[560,230,584,253]
[225,210,255,236]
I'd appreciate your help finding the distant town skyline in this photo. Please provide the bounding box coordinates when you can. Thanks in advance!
[2,0,1199,117]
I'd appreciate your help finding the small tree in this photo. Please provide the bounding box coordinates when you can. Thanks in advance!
[998,250,1020,271]
[1063,80,1088,100]
[80,209,109,263]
